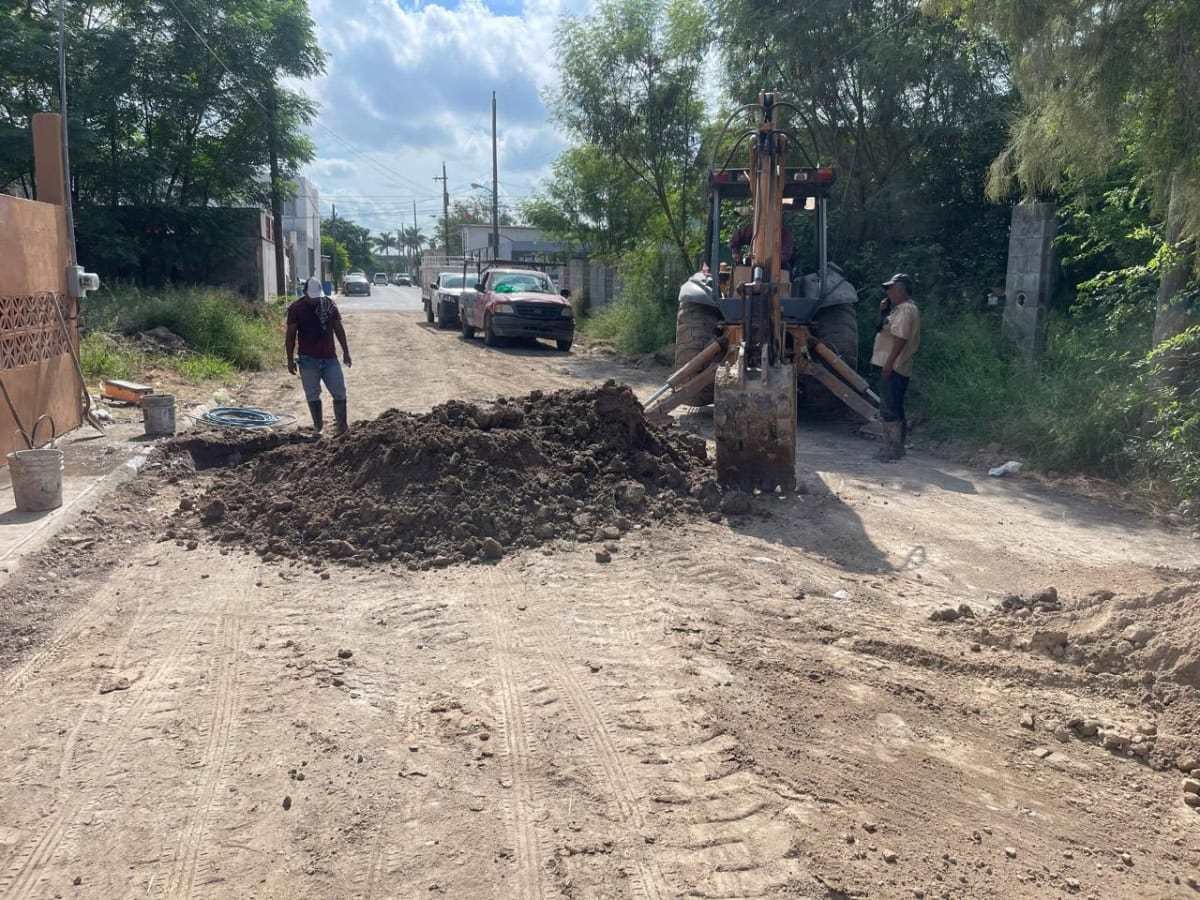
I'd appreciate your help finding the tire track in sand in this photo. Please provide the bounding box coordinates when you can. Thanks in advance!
[483,568,545,900]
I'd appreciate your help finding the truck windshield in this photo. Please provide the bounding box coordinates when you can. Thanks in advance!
[439,275,466,288]
[492,273,553,294]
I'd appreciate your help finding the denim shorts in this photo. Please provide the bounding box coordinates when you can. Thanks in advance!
[298,355,347,402]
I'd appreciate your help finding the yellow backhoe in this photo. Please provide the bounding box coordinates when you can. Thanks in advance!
[644,93,880,491]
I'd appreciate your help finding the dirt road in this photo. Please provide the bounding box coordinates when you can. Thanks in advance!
[1,305,1198,899]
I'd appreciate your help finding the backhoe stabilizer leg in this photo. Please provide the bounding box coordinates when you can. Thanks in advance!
[714,349,797,493]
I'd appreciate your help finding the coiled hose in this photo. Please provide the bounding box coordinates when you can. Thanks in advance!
[198,407,284,430]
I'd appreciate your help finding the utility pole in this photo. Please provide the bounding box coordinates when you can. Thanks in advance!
[412,200,419,271]
[329,202,339,289]
[491,91,499,261]
[266,80,286,299]
[433,162,450,255]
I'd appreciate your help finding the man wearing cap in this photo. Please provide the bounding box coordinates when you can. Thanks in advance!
[871,273,920,461]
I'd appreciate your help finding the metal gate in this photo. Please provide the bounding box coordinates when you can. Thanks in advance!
[0,113,81,461]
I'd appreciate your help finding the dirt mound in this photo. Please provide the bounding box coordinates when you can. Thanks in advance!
[980,579,1200,690]
[181,383,718,567]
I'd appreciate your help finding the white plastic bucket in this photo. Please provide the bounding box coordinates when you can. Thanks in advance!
[7,447,64,512]
[143,393,176,436]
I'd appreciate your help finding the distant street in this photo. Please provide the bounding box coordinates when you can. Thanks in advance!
[336,283,424,313]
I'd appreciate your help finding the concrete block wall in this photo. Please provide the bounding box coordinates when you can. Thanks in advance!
[1003,202,1058,354]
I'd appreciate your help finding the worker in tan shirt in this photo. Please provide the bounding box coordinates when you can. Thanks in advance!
[871,273,921,461]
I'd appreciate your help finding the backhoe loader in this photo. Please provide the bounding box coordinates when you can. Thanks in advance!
[643,93,880,492]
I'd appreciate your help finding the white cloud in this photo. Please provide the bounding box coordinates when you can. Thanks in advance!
[299,0,589,235]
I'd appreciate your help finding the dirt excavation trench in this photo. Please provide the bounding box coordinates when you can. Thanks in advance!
[1,309,1199,900]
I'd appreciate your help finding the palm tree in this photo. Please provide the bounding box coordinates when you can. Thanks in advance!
[374,231,397,259]
[402,226,427,270]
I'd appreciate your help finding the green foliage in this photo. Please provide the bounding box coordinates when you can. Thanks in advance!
[553,0,711,268]
[581,238,688,354]
[1142,325,1200,497]
[80,332,141,381]
[171,354,235,381]
[323,217,375,273]
[85,284,281,370]
[322,235,350,283]
[713,0,1014,298]
[2,0,324,206]
[523,145,658,259]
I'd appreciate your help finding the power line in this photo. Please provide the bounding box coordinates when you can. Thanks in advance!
[160,0,442,199]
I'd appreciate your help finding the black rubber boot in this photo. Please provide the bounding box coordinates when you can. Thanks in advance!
[307,400,323,433]
[875,420,904,461]
[333,399,349,435]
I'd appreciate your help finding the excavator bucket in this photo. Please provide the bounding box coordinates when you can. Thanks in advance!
[714,345,797,493]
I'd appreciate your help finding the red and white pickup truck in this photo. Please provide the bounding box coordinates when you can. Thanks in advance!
[457,265,574,352]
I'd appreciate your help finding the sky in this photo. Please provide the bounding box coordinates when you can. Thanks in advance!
[299,0,594,240]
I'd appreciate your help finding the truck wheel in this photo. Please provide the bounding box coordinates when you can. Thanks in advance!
[484,315,501,347]
[460,310,476,339]
[674,302,722,406]
[802,302,861,420]
[556,339,573,352]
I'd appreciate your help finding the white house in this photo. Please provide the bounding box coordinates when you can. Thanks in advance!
[281,176,321,291]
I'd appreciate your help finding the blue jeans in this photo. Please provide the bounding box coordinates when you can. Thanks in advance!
[879,370,909,425]
[298,355,346,402]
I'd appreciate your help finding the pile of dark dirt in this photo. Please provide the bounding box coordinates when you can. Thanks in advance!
[179,382,720,567]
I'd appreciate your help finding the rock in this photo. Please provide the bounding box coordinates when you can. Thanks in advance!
[1114,639,1136,656]
[957,603,976,619]
[178,497,194,512]
[1183,778,1200,796]
[1137,721,1157,736]
[929,607,961,622]
[719,491,752,516]
[282,795,292,810]
[595,549,612,564]
[600,525,622,541]
[1066,878,1081,892]
[616,481,647,508]
[1033,747,1052,759]
[862,822,878,834]
[337,649,353,660]
[1054,726,1072,743]
[882,849,898,864]
[185,539,199,551]
[480,538,504,560]
[1004,846,1017,859]
[1019,712,1035,730]
[98,677,131,694]
[1122,624,1155,645]
[200,499,226,524]
[1103,732,1131,752]
[1074,719,1100,738]
[1185,794,1200,809]
[322,539,356,559]
[1030,630,1070,653]
[1121,852,1133,866]
[1033,586,1058,605]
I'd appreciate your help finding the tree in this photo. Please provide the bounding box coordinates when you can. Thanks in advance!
[934,0,1200,351]
[322,234,349,283]
[712,0,1014,292]
[1,1,324,208]
[374,231,397,258]
[553,0,712,269]
[323,216,374,272]
[522,144,658,258]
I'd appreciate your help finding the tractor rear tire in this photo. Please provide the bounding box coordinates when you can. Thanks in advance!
[674,302,722,407]
[802,302,861,420]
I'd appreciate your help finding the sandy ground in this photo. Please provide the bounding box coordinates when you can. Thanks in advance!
[1,300,1199,900]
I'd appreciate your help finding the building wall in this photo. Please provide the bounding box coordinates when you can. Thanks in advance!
[281,176,321,290]
[461,224,547,258]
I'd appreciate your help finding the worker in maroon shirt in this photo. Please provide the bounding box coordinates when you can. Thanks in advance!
[286,277,353,434]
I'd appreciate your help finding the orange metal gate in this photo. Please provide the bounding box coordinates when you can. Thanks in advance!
[0,113,81,461]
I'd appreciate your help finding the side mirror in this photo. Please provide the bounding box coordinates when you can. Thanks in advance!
[475,283,485,292]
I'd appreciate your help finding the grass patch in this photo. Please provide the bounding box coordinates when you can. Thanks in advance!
[580,298,677,354]
[85,284,282,371]
[80,332,143,381]
[168,354,235,381]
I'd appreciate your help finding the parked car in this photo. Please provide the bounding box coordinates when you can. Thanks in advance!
[425,272,470,328]
[396,274,413,286]
[343,273,372,296]
[373,272,389,285]
[457,266,573,351]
